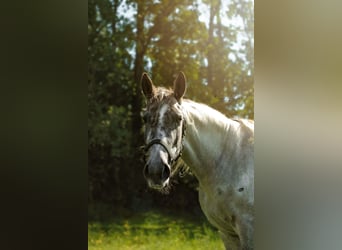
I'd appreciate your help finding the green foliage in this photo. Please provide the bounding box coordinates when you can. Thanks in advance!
[89,105,131,158]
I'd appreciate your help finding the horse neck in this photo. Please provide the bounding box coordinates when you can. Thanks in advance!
[181,100,239,184]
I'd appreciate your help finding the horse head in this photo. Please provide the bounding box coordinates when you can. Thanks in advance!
[141,72,187,190]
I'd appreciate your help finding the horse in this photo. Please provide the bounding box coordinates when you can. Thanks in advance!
[141,72,254,250]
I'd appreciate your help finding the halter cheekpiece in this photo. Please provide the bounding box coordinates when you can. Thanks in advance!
[143,118,186,166]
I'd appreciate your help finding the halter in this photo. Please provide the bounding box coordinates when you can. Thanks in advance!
[143,118,186,166]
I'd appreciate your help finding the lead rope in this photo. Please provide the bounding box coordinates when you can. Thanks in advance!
[179,166,187,178]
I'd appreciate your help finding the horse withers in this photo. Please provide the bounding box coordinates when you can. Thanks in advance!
[141,72,254,250]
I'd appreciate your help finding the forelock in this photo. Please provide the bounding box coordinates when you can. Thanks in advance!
[147,87,176,111]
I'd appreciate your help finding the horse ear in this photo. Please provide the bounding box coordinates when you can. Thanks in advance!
[141,73,155,99]
[174,72,187,102]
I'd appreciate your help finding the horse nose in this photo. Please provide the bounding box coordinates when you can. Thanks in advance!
[143,162,170,186]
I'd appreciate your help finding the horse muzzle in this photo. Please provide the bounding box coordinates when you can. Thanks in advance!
[143,158,171,189]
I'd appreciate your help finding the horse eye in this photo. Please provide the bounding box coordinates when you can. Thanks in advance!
[175,114,182,122]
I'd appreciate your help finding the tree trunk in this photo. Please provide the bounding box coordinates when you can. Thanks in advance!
[111,0,119,51]
[207,0,220,93]
[131,0,145,152]
[207,0,215,87]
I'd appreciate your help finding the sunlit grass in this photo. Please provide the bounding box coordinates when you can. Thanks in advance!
[88,210,224,250]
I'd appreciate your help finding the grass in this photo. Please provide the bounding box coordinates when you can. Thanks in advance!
[88,208,224,250]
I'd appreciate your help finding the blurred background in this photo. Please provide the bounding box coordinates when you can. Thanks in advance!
[88,0,253,248]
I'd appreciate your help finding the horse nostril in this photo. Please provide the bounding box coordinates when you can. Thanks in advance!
[162,164,170,181]
[143,164,149,177]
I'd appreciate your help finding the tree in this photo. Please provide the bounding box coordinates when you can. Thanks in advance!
[88,0,136,203]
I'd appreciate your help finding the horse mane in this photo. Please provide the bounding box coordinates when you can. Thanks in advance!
[181,99,232,130]
[150,87,253,134]
[151,87,173,102]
